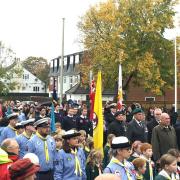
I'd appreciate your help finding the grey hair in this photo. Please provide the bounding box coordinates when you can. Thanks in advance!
[111,149,118,157]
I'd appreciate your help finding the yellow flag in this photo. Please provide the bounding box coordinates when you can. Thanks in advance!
[93,71,103,153]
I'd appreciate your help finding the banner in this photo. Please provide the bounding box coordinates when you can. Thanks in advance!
[93,71,103,153]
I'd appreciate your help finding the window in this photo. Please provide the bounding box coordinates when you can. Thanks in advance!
[70,76,73,83]
[23,74,29,80]
[33,86,40,92]
[145,97,155,102]
[69,76,73,87]
[64,77,66,83]
[74,76,78,83]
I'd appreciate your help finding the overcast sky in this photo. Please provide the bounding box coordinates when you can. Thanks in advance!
[0,0,179,61]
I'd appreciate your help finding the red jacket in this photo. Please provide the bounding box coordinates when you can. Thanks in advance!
[0,154,18,180]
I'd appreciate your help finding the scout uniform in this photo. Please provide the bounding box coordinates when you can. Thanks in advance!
[104,136,136,180]
[0,113,18,143]
[27,118,56,180]
[54,130,87,180]
[140,155,155,180]
[15,119,35,158]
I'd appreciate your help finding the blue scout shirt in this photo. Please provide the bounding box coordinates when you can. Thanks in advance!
[27,134,56,172]
[16,133,32,158]
[104,158,136,180]
[0,126,16,143]
[54,148,87,180]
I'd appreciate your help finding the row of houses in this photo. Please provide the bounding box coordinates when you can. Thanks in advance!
[48,51,180,109]
[3,51,179,110]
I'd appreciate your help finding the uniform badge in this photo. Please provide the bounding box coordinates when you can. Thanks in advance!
[67,157,72,161]
[114,170,121,176]
[37,141,41,146]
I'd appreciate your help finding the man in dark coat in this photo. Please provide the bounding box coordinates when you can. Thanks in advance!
[108,110,127,137]
[147,108,162,143]
[104,103,117,128]
[151,113,177,162]
[127,108,148,143]
[174,115,180,149]
[62,107,77,131]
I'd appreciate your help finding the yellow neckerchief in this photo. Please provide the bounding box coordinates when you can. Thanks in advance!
[106,143,110,147]
[8,125,17,135]
[111,157,132,180]
[71,148,82,176]
[84,146,90,152]
[22,131,32,139]
[136,172,143,180]
[141,155,153,179]
[36,132,49,162]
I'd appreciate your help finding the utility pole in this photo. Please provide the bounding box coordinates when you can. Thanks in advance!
[59,18,65,105]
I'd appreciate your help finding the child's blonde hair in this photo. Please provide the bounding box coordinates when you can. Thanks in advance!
[87,149,103,166]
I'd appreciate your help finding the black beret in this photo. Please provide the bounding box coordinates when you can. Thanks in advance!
[114,110,125,117]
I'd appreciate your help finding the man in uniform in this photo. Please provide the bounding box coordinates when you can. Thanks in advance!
[62,107,77,131]
[76,107,93,136]
[108,110,127,137]
[27,118,56,180]
[0,113,18,143]
[127,108,148,143]
[104,136,136,180]
[16,118,35,158]
[105,103,117,128]
[147,108,162,143]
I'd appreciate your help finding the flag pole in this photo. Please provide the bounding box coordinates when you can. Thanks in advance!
[175,36,177,112]
[59,18,65,105]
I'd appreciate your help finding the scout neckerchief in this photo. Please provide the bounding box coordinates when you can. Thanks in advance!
[106,143,110,148]
[36,132,49,162]
[141,155,153,180]
[8,125,17,135]
[71,148,82,176]
[84,146,90,153]
[158,169,173,180]
[136,172,143,180]
[22,131,32,139]
[111,157,132,180]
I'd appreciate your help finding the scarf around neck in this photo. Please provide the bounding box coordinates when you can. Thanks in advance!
[36,132,49,162]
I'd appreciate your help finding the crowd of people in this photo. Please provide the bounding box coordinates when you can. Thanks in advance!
[0,100,179,180]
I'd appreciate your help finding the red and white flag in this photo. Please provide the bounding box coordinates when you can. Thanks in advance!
[89,79,95,121]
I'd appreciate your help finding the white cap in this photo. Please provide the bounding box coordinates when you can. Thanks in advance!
[111,136,131,149]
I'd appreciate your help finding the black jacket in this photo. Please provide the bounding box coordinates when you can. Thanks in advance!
[174,120,180,149]
[108,120,127,137]
[105,112,115,127]
[127,119,148,143]
[76,116,93,136]
[62,115,77,131]
[147,118,159,143]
